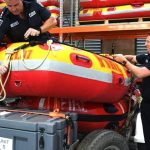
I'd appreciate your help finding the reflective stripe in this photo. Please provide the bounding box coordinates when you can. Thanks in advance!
[80,13,94,17]
[10,59,112,83]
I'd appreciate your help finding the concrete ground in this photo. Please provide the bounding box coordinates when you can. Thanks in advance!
[129,142,138,150]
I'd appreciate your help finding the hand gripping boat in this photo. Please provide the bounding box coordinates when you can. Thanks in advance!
[0,41,132,103]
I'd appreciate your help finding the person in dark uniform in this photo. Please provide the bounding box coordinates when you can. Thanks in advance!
[0,0,57,74]
[0,0,57,42]
[113,33,150,150]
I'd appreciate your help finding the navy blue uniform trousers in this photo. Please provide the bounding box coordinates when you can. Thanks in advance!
[141,100,150,150]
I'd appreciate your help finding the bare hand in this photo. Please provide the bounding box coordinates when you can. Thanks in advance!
[113,54,127,63]
[24,28,40,39]
[0,65,8,75]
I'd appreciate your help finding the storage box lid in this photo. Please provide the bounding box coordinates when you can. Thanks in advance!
[0,108,77,134]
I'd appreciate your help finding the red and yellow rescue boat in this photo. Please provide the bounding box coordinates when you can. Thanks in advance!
[0,42,131,103]
[46,5,60,26]
[79,3,150,21]
[80,0,150,8]
[37,0,59,7]
[10,97,129,133]
[47,5,60,14]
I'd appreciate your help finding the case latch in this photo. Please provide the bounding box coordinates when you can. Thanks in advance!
[39,128,45,149]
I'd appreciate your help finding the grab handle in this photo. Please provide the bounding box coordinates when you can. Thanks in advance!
[131,2,144,7]
[70,53,92,68]
[75,55,90,63]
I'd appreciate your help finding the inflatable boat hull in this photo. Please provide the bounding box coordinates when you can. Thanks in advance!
[0,42,131,103]
[79,3,150,21]
[80,0,150,8]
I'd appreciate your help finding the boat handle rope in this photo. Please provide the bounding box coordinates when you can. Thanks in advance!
[0,63,12,102]
[0,48,14,101]
[0,44,33,101]
[20,40,53,70]
[99,54,125,66]
[0,40,52,101]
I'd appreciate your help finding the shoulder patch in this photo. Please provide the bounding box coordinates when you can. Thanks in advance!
[0,19,3,26]
[29,11,36,17]
[10,21,19,28]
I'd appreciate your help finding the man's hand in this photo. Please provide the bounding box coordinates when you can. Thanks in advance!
[113,54,127,63]
[0,65,8,75]
[24,28,41,39]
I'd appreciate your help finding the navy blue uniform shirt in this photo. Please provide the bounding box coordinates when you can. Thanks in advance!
[136,54,150,100]
[0,1,51,42]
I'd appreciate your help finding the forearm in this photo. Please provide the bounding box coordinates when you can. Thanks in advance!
[125,61,147,78]
[24,17,57,38]
[124,55,137,63]
[113,54,150,78]
[40,17,57,33]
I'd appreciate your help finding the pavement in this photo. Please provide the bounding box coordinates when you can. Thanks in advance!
[129,142,138,150]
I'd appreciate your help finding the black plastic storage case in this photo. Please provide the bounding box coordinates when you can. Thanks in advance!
[0,108,77,150]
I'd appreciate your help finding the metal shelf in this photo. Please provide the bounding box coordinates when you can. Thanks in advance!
[50,22,150,40]
[52,0,150,41]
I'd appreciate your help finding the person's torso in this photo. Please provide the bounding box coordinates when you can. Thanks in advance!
[2,2,50,42]
[136,54,150,100]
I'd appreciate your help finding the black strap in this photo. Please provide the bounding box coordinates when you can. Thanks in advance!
[77,112,128,122]
[13,41,45,52]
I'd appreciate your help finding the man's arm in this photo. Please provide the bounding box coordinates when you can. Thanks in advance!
[24,1,57,39]
[114,54,150,78]
[125,61,150,78]
[24,16,57,39]
[40,17,57,33]
[124,55,137,64]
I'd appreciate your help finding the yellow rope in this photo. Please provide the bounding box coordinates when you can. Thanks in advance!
[3,49,14,67]
[0,75,6,101]
[0,48,18,101]
[0,62,12,101]
[21,40,52,70]
[0,40,53,101]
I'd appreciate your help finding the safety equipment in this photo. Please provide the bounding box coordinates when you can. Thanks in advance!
[0,42,132,103]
